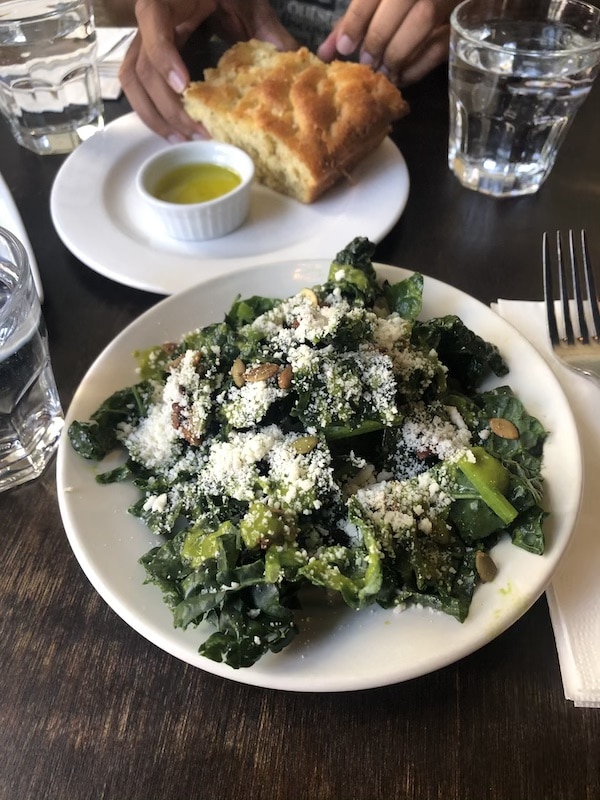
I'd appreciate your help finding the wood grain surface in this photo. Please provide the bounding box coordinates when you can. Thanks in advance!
[1,29,600,800]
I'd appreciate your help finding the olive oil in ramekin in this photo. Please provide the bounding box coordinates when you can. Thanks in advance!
[153,163,242,204]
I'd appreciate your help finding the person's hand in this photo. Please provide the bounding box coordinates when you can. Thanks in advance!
[316,0,458,85]
[120,0,217,141]
[208,0,298,51]
[120,0,298,142]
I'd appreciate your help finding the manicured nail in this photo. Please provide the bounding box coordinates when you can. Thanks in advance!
[168,69,186,94]
[336,34,356,56]
[167,132,186,144]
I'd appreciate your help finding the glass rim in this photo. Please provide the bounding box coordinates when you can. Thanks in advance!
[450,0,600,56]
[0,0,91,27]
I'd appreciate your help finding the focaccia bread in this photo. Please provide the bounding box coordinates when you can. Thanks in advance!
[182,39,409,203]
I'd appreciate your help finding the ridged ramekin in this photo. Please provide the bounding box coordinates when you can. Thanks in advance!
[136,140,254,241]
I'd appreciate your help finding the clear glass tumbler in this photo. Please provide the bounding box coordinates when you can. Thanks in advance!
[0,0,104,155]
[448,0,600,197]
[0,227,64,491]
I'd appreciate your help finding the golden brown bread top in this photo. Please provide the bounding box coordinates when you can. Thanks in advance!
[183,40,409,185]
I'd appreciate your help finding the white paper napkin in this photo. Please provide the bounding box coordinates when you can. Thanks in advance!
[96,27,136,100]
[493,299,600,708]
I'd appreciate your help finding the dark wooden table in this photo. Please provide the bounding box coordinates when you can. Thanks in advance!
[1,46,600,800]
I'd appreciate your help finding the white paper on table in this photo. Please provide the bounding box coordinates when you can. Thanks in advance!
[96,27,136,100]
[493,299,600,708]
[0,170,43,301]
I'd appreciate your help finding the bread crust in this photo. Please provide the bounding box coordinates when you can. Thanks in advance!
[183,40,409,203]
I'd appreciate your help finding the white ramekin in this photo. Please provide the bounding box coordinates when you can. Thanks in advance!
[136,140,255,241]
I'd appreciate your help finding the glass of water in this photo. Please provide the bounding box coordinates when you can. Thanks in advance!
[0,0,104,156]
[448,0,600,197]
[0,227,64,491]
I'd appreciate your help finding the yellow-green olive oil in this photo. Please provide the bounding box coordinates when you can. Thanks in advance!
[153,163,242,204]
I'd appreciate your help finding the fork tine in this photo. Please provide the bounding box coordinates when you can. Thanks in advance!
[568,229,590,343]
[580,229,600,341]
[543,230,600,386]
[557,231,576,345]
[543,232,560,346]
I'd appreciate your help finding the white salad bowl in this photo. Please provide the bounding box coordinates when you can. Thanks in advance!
[136,140,255,241]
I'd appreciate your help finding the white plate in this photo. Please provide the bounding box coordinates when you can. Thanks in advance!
[56,262,582,692]
[0,170,43,300]
[49,112,410,295]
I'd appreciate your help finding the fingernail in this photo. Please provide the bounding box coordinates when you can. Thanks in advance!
[336,34,356,56]
[191,130,208,141]
[168,69,186,94]
[316,42,329,60]
[360,51,375,67]
[378,64,390,78]
[167,132,186,144]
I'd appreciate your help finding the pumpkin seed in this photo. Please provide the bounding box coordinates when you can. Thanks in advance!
[292,435,319,454]
[231,358,246,387]
[278,364,293,389]
[489,417,519,439]
[244,362,279,382]
[475,550,498,582]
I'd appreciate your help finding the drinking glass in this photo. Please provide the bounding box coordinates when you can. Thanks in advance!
[448,0,600,197]
[0,227,64,491]
[0,0,104,155]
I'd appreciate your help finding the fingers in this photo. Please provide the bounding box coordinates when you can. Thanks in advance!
[317,0,454,82]
[377,0,453,80]
[316,28,339,62]
[337,0,407,66]
[251,1,299,51]
[210,0,298,50]
[119,32,189,141]
[119,0,215,140]
[318,0,412,66]
[395,25,450,85]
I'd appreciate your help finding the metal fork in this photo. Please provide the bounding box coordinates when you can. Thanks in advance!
[543,229,600,384]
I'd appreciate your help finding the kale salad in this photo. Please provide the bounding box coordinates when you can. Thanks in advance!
[68,237,548,669]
